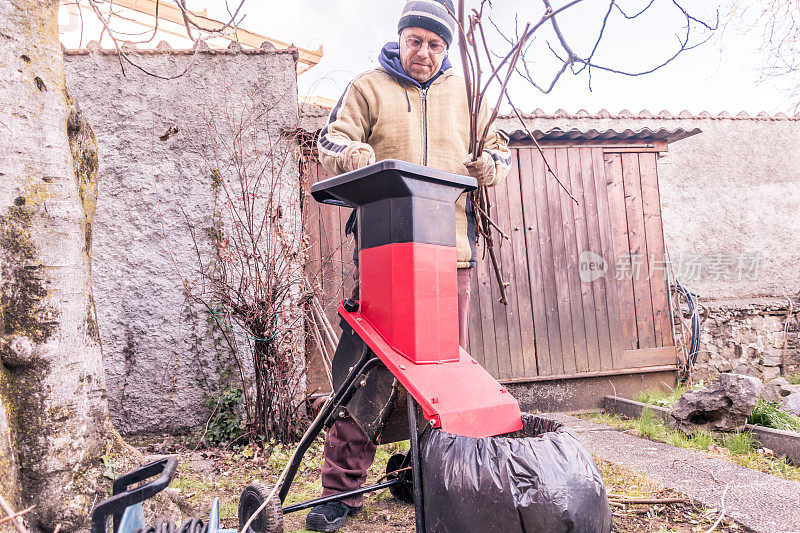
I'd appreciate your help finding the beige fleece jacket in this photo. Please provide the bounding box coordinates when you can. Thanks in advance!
[318,66,511,268]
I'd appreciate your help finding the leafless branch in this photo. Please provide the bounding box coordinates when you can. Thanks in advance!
[77,0,247,79]
[0,495,29,533]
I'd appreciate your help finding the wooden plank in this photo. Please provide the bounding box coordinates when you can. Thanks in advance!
[549,149,577,374]
[466,266,484,360]
[559,148,588,373]
[639,153,674,347]
[474,222,500,378]
[580,148,613,370]
[506,150,538,377]
[485,185,513,380]
[319,187,343,324]
[603,152,638,355]
[532,148,564,374]
[496,152,530,377]
[568,148,601,372]
[303,162,331,394]
[501,364,677,384]
[592,149,625,370]
[620,152,657,349]
[493,160,524,378]
[518,148,551,376]
[339,206,355,301]
[622,346,677,368]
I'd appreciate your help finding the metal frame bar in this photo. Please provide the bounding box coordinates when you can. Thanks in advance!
[282,480,400,514]
[408,396,425,533]
[278,345,376,503]
[277,344,428,533]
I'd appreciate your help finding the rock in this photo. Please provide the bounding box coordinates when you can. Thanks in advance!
[671,373,763,433]
[761,377,792,403]
[762,366,781,381]
[732,362,760,378]
[781,393,800,417]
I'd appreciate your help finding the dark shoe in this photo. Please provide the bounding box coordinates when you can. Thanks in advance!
[305,501,362,532]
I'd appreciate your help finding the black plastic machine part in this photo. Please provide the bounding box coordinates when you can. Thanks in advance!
[91,456,178,533]
[310,159,476,251]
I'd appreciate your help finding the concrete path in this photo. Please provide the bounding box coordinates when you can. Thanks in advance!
[548,413,800,533]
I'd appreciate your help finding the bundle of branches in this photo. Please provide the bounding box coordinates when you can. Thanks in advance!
[451,0,717,304]
[181,97,307,444]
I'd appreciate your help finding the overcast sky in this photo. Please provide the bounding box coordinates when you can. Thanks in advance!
[199,0,794,114]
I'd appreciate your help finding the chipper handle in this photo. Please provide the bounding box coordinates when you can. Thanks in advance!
[91,456,179,533]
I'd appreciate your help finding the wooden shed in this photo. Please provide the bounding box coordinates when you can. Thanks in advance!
[302,120,700,410]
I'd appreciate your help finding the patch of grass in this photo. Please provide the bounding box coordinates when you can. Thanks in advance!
[593,456,665,499]
[664,431,691,449]
[633,384,688,408]
[723,431,755,455]
[633,381,707,408]
[786,373,800,385]
[688,430,714,451]
[579,410,800,482]
[748,399,800,432]
[635,407,664,439]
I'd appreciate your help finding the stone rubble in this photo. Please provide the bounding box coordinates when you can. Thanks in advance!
[671,373,763,432]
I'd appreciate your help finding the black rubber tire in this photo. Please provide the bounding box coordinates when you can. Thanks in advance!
[386,453,414,504]
[238,483,284,533]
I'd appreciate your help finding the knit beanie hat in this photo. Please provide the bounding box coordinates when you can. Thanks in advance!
[398,0,457,48]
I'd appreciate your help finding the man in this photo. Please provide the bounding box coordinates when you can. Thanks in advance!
[307,1,511,530]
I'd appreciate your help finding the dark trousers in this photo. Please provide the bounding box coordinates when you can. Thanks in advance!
[321,267,473,507]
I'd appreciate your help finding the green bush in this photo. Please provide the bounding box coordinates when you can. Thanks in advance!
[786,373,800,386]
[203,386,246,446]
[748,399,800,432]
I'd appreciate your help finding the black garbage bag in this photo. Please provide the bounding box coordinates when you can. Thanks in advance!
[420,414,612,533]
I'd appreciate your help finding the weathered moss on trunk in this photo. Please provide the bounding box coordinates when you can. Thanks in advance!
[67,99,102,348]
[67,98,98,259]
[0,365,21,516]
[0,183,58,348]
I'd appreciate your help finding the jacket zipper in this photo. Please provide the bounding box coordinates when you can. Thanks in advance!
[421,87,428,166]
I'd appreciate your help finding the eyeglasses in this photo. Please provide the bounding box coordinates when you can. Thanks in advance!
[404,36,446,55]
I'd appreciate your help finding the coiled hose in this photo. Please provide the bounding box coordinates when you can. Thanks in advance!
[133,517,208,533]
[674,280,700,382]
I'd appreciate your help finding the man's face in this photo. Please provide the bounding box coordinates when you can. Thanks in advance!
[399,27,447,84]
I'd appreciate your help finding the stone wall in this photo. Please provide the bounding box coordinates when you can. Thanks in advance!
[64,43,303,433]
[689,298,799,382]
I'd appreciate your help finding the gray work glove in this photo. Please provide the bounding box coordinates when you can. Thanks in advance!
[342,142,376,173]
[463,152,496,186]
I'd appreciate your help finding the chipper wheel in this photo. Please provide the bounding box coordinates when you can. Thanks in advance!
[238,483,284,533]
[385,453,414,504]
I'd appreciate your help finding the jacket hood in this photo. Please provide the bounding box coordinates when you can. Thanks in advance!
[378,41,452,88]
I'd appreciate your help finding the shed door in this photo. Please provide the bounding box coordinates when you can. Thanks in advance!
[467,145,675,380]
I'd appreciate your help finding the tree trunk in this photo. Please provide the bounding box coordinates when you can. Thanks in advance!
[0,1,114,530]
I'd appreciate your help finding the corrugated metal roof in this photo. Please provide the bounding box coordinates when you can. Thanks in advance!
[503,126,702,143]
[498,108,800,121]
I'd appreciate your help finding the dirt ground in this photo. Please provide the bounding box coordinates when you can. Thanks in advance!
[128,435,748,533]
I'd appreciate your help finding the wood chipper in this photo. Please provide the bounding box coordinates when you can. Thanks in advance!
[91,161,611,533]
[235,160,611,532]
